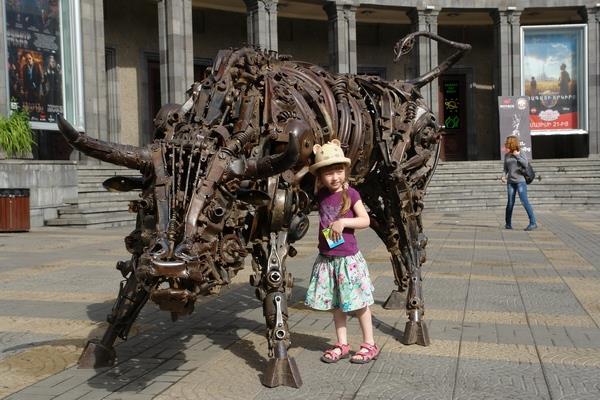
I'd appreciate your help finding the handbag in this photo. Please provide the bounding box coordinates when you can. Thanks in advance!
[514,155,535,184]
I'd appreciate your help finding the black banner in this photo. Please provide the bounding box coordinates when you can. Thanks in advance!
[498,96,533,159]
[5,0,63,124]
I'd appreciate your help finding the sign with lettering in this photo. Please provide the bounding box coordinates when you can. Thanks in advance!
[522,25,587,135]
[4,0,64,126]
[498,96,533,160]
[442,80,460,130]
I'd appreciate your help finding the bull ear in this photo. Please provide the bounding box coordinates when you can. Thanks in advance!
[57,114,150,170]
[312,144,322,154]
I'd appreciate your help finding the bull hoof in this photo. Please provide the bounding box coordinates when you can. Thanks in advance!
[402,320,430,346]
[262,341,302,388]
[78,340,116,368]
[382,290,404,309]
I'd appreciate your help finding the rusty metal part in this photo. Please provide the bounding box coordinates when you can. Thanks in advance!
[56,31,470,389]
[57,115,151,170]
[394,31,472,89]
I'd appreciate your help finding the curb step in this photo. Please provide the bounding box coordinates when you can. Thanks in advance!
[426,158,600,211]
[45,164,140,228]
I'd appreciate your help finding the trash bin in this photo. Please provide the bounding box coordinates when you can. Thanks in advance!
[0,188,30,232]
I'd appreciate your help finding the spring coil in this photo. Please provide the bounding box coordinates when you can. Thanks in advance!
[277,110,297,123]
[332,76,348,102]
[167,209,179,242]
[404,101,417,124]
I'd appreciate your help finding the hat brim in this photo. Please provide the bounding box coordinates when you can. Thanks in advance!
[309,157,351,174]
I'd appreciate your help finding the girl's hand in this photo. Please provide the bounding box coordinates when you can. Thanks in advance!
[329,220,345,241]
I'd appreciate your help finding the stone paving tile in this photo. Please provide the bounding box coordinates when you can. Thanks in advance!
[453,358,550,400]
[2,210,600,399]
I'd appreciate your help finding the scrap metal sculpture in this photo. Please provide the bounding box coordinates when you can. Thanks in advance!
[58,31,470,388]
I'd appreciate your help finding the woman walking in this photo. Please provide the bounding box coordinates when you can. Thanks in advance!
[502,135,537,231]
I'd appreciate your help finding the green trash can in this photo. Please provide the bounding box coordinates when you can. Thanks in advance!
[0,188,30,232]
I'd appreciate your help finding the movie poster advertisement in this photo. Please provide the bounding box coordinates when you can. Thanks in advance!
[5,0,63,126]
[522,25,587,134]
[498,96,533,160]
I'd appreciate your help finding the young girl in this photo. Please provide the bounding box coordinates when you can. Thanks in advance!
[304,139,379,364]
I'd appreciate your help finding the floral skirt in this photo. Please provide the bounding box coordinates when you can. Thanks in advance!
[304,251,374,312]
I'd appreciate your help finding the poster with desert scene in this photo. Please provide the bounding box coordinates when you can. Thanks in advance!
[522,25,586,134]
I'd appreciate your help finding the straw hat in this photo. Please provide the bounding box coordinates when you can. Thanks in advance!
[309,139,351,174]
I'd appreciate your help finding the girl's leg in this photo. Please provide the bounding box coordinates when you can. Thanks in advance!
[505,183,517,228]
[352,306,376,361]
[323,308,348,360]
[333,308,349,345]
[516,182,536,225]
[355,306,375,345]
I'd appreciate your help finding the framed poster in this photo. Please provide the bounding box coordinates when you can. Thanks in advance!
[521,24,587,135]
[3,0,84,130]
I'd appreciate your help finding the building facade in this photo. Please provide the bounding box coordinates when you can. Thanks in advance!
[1,0,599,162]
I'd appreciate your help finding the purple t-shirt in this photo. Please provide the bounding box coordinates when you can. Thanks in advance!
[317,186,361,256]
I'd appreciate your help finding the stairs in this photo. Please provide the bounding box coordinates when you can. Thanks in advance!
[45,157,600,227]
[45,164,141,228]
[425,158,600,212]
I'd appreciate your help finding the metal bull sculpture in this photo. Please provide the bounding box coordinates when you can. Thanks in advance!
[57,31,470,388]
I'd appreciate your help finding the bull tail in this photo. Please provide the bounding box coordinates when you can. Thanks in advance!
[393,32,471,89]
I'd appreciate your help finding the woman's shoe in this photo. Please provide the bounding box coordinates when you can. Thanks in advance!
[524,224,538,231]
[504,224,513,229]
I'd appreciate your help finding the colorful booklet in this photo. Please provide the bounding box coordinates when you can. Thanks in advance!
[322,228,345,249]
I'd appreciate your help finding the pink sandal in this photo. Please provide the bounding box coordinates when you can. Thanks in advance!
[321,342,351,363]
[350,342,379,364]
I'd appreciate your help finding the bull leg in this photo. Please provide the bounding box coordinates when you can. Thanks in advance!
[362,194,408,308]
[389,175,430,346]
[382,241,409,310]
[78,262,152,368]
[252,231,302,388]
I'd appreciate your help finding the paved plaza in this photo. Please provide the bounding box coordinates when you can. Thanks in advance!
[1,208,600,400]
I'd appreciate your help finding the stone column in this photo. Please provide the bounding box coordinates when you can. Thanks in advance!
[585,6,600,156]
[244,0,278,51]
[80,0,109,164]
[409,8,439,115]
[492,8,522,96]
[323,1,358,74]
[158,0,194,105]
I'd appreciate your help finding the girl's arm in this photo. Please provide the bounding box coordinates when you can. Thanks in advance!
[329,200,370,239]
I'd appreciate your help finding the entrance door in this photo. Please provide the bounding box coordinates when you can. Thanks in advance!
[439,74,468,161]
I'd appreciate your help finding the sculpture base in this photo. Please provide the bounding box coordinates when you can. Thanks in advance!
[402,320,430,346]
[78,340,116,368]
[262,341,302,388]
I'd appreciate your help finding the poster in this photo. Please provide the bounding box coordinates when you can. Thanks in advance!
[5,0,63,125]
[521,25,587,135]
[442,80,460,130]
[498,96,532,160]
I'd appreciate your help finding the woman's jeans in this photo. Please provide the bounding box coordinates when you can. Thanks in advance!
[505,182,536,226]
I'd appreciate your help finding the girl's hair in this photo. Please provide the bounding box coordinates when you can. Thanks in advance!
[317,163,351,217]
[338,184,351,217]
[505,135,520,152]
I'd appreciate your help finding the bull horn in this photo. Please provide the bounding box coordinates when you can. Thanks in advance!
[57,114,151,170]
[393,31,471,89]
[229,133,299,178]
